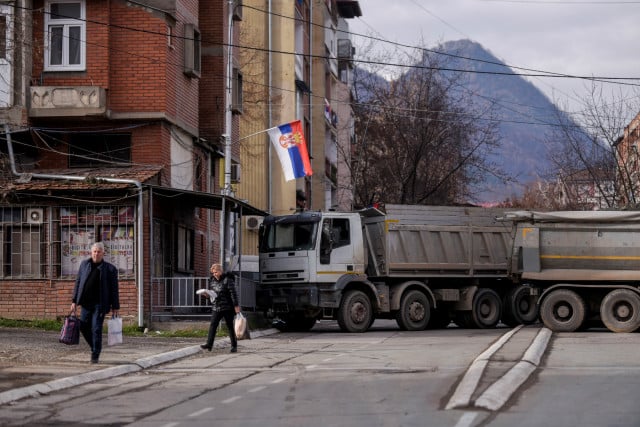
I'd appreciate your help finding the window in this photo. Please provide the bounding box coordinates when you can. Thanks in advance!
[183,23,201,78]
[59,206,135,278]
[44,1,85,71]
[68,133,131,167]
[0,15,6,60]
[232,67,243,114]
[0,208,44,278]
[176,225,194,272]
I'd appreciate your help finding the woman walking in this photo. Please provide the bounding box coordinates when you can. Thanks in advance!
[200,263,240,352]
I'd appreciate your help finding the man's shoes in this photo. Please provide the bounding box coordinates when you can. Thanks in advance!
[230,347,237,353]
[90,357,99,364]
[200,344,212,351]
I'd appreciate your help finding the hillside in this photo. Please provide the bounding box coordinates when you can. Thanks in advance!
[354,39,573,203]
[437,39,565,202]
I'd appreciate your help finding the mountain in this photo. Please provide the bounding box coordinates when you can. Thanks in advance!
[435,39,566,202]
[354,39,574,203]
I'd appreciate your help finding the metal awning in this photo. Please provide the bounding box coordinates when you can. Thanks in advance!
[145,184,267,217]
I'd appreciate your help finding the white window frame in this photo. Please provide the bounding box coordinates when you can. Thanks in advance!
[44,0,86,72]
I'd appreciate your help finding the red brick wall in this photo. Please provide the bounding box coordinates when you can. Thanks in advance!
[0,279,137,321]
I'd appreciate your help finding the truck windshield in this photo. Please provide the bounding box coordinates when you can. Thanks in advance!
[260,221,318,252]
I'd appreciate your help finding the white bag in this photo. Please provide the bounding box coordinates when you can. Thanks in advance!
[107,315,123,346]
[234,312,251,340]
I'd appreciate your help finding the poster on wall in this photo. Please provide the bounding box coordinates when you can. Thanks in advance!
[102,226,134,276]
[61,229,95,276]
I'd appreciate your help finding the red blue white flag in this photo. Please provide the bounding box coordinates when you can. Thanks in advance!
[268,120,313,181]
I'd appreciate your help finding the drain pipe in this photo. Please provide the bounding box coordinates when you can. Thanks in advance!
[5,125,146,328]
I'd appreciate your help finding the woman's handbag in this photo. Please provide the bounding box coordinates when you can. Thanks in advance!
[107,315,123,346]
[234,312,251,340]
[59,311,80,345]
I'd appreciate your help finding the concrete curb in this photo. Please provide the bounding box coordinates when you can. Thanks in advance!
[0,327,280,407]
[445,325,523,410]
[474,328,552,410]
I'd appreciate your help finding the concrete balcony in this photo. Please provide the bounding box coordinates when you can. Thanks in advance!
[29,86,107,118]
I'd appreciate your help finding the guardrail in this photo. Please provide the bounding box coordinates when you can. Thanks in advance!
[149,276,256,322]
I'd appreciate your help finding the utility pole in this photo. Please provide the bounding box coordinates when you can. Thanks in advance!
[220,0,235,266]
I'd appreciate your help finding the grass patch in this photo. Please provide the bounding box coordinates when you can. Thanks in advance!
[0,318,62,331]
[0,318,210,338]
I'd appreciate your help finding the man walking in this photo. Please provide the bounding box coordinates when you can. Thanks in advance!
[70,242,119,363]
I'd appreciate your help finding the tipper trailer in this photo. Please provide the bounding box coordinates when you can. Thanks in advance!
[506,210,640,332]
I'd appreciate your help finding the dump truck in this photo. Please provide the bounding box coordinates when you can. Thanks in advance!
[255,204,537,332]
[506,210,640,333]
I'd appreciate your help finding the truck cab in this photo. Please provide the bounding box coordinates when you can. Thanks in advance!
[256,211,369,331]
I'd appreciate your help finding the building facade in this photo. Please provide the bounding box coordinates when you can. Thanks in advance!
[0,0,262,325]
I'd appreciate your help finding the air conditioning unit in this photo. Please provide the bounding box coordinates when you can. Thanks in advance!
[245,215,263,231]
[26,208,44,224]
[231,163,241,183]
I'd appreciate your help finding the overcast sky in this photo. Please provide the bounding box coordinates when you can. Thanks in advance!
[348,0,640,116]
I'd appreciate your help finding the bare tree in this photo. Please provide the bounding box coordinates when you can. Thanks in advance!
[351,44,505,208]
[545,83,640,209]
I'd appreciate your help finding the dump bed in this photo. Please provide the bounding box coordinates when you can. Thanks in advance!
[507,210,640,281]
[362,205,514,278]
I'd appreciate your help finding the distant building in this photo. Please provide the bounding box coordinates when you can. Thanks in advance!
[614,111,640,207]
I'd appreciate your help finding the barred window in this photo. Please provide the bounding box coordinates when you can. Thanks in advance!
[58,206,136,278]
[0,208,44,278]
[0,206,136,280]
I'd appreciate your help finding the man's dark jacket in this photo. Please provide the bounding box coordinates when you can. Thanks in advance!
[72,258,120,314]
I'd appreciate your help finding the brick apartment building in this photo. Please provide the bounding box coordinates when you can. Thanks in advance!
[0,0,262,327]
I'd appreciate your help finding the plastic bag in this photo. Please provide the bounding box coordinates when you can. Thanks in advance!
[234,312,251,340]
[107,315,123,346]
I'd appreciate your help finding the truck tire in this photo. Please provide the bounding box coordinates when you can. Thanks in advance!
[471,288,502,328]
[337,290,373,333]
[540,289,586,332]
[600,289,640,333]
[454,311,475,329]
[396,290,430,331]
[510,285,538,325]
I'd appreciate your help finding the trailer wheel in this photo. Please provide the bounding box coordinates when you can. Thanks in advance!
[337,290,373,333]
[600,289,640,333]
[540,289,586,332]
[396,290,431,331]
[510,285,538,325]
[471,288,502,328]
[454,311,475,329]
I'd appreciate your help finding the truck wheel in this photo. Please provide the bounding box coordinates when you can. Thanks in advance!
[337,290,373,333]
[471,288,502,328]
[540,289,586,332]
[510,285,538,325]
[454,311,475,329]
[600,289,640,333]
[501,292,518,327]
[396,290,431,331]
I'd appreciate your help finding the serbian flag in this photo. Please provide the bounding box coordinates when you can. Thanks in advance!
[268,120,313,181]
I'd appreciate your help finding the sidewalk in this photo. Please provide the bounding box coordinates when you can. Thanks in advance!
[0,326,277,406]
